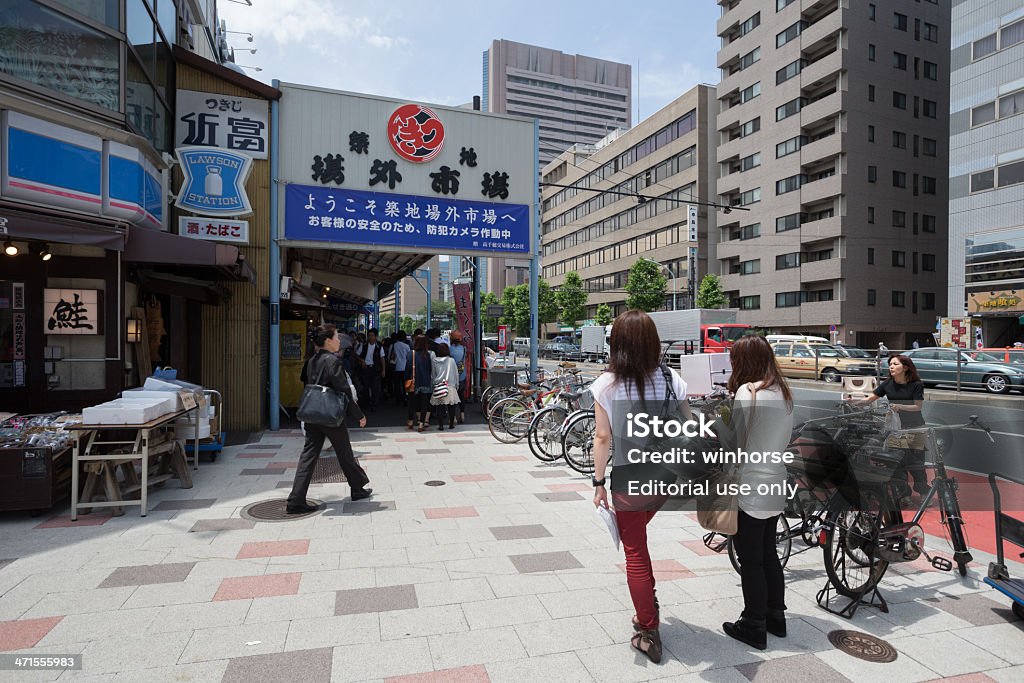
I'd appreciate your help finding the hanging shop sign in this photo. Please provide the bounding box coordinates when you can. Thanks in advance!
[1,111,163,229]
[175,90,269,159]
[452,282,476,361]
[43,289,101,335]
[178,216,249,244]
[967,290,1024,314]
[277,85,535,258]
[174,146,253,217]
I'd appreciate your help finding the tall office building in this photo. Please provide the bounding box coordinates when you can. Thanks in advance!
[483,39,632,298]
[949,1,1024,346]
[541,85,717,321]
[715,0,950,348]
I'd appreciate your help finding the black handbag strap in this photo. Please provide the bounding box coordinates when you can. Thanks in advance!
[658,363,678,419]
[308,353,330,387]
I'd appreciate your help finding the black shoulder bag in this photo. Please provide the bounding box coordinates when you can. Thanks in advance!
[296,354,350,428]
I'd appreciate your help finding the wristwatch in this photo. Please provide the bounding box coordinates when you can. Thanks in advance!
[592,476,606,487]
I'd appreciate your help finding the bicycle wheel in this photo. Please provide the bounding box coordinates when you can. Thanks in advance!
[480,386,499,416]
[562,411,596,474]
[528,405,567,462]
[727,515,794,575]
[488,397,528,444]
[822,495,890,599]
[938,480,972,576]
[502,399,535,440]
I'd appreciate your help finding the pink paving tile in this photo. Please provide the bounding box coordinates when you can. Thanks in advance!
[35,513,113,529]
[491,455,528,462]
[423,506,479,520]
[681,539,723,557]
[617,559,695,581]
[545,483,591,492]
[236,452,275,458]
[923,675,997,683]
[0,616,63,652]
[395,437,427,442]
[266,462,298,469]
[236,539,310,559]
[361,453,403,461]
[451,474,495,482]
[385,664,490,683]
[213,572,301,601]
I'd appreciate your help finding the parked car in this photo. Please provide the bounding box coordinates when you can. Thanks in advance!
[973,348,1024,367]
[540,342,583,361]
[834,346,874,359]
[882,347,1024,394]
[771,343,876,383]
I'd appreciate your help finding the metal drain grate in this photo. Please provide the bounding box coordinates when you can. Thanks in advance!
[424,480,446,486]
[240,498,324,522]
[312,456,347,484]
[827,630,898,663]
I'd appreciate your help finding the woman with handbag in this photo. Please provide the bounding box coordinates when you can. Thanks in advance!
[590,310,690,664]
[288,324,371,514]
[720,334,794,650]
[430,342,461,430]
[411,335,435,432]
[448,331,468,424]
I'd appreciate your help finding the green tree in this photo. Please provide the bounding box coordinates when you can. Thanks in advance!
[418,300,454,328]
[625,259,667,312]
[400,315,416,332]
[696,274,728,310]
[557,272,588,330]
[499,284,532,336]
[594,303,613,327]
[480,291,500,334]
[378,313,395,336]
[538,279,560,326]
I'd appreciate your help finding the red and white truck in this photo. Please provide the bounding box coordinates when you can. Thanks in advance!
[647,309,751,361]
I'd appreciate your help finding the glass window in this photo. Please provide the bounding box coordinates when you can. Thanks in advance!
[868,165,877,183]
[892,131,906,148]
[776,292,801,308]
[51,0,119,28]
[923,214,936,232]
[776,253,800,270]
[893,210,906,227]
[776,213,801,232]
[922,293,935,310]
[893,52,907,70]
[922,176,937,194]
[868,248,875,264]
[740,82,761,103]
[777,0,796,10]
[776,97,805,121]
[868,44,876,61]
[126,0,155,47]
[893,91,907,109]
[868,289,876,306]
[923,138,937,156]
[126,54,156,146]
[774,344,792,356]
[924,61,938,80]
[893,12,907,30]
[776,174,804,195]
[776,135,804,158]
[777,20,806,47]
[0,1,120,111]
[893,171,906,187]
[868,125,875,142]
[777,59,804,84]
[923,99,937,118]
[973,102,996,126]
[998,160,1024,188]
[792,345,813,358]
[923,22,938,41]
[922,254,936,271]
[156,0,177,44]
[971,170,995,192]
[973,34,996,59]
[999,90,1024,118]
[868,207,875,223]
[892,291,906,307]
[1000,19,1024,48]
[892,251,906,267]
[869,4,876,20]
[868,84,875,102]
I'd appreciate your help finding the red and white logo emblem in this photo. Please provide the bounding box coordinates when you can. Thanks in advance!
[387,104,445,163]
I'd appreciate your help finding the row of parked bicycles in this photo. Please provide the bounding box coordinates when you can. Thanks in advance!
[480,364,1016,617]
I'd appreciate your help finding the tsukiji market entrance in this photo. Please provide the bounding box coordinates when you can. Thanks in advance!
[269,83,538,429]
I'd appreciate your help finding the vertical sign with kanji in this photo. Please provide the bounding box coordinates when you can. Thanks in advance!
[498,325,508,352]
[452,282,476,363]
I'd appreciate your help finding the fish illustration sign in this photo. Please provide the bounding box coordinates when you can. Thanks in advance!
[174,146,253,217]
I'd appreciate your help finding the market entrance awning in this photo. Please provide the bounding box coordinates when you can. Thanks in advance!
[286,246,432,285]
[0,203,127,250]
[124,226,255,283]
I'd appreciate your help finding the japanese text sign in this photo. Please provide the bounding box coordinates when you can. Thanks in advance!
[44,289,100,336]
[452,282,476,361]
[285,185,529,254]
[175,90,269,159]
[178,217,249,244]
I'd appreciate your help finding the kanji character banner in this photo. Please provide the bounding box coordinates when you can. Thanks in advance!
[285,185,529,254]
[175,90,269,159]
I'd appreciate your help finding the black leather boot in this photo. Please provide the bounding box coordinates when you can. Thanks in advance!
[723,616,767,650]
[766,609,786,638]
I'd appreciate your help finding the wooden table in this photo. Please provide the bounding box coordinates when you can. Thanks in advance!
[67,408,199,520]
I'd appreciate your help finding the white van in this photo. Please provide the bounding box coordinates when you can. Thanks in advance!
[512,337,532,356]
[766,334,831,345]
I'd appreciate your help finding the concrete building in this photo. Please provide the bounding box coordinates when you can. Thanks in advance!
[483,39,632,298]
[715,0,950,348]
[540,85,718,320]
[380,256,446,326]
[949,0,1024,346]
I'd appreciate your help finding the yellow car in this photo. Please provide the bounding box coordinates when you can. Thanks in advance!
[771,343,877,383]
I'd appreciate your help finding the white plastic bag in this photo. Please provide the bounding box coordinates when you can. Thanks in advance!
[883,406,902,434]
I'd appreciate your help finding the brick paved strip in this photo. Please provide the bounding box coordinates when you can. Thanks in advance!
[528,470,569,478]
[492,456,528,462]
[35,513,112,529]
[335,584,418,615]
[451,474,495,482]
[237,540,310,559]
[245,444,283,450]
[509,551,583,574]
[152,498,219,510]
[417,449,451,454]
[361,454,404,461]
[424,507,479,519]
[190,519,256,532]
[240,468,287,475]
[0,616,63,652]
[214,573,301,601]
[923,593,1017,627]
[534,492,584,502]
[222,647,333,683]
[545,483,590,492]
[489,525,552,541]
[385,664,489,683]
[236,452,275,458]
[99,561,196,588]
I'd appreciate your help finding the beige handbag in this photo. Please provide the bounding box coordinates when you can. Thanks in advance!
[697,383,757,535]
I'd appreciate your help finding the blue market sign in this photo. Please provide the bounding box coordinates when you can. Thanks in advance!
[174,146,253,217]
[284,184,529,254]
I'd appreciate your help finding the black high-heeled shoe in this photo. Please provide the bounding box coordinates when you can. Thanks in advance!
[767,609,786,638]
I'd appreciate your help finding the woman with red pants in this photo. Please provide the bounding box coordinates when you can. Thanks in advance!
[591,310,690,664]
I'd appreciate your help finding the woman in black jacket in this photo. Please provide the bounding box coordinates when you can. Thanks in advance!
[288,324,371,513]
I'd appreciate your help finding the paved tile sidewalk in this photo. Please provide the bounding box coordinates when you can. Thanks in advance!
[0,424,1022,682]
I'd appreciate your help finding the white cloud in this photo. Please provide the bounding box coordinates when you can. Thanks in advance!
[219,0,402,51]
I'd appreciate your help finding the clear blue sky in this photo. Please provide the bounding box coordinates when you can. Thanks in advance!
[221,0,720,123]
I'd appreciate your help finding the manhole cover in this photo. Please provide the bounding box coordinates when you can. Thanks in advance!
[424,480,446,487]
[828,630,897,663]
[312,456,346,484]
[240,498,324,522]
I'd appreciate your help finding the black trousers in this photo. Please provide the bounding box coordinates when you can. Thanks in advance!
[897,449,929,496]
[732,510,786,620]
[288,423,369,505]
[359,368,382,408]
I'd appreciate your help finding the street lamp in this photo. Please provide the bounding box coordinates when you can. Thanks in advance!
[640,256,677,311]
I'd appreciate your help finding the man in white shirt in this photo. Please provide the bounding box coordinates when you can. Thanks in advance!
[356,329,386,410]
[389,331,411,405]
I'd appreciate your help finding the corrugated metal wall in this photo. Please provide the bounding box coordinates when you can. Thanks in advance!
[176,64,271,432]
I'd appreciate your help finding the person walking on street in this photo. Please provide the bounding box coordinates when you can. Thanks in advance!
[431,342,461,430]
[718,335,794,650]
[448,331,468,424]
[590,310,691,664]
[877,341,890,376]
[411,335,434,432]
[288,324,371,513]
[356,329,385,410]
[390,332,411,406]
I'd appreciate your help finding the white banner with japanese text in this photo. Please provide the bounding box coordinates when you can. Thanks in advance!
[178,216,249,244]
[175,90,269,160]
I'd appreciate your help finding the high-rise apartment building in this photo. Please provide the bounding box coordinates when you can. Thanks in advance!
[541,85,717,321]
[715,0,950,348]
[949,1,1024,347]
[483,39,632,298]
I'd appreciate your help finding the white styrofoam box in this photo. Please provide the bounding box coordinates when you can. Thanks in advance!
[677,353,733,397]
[120,395,175,416]
[175,423,211,440]
[143,376,203,392]
[82,399,165,424]
[123,389,186,411]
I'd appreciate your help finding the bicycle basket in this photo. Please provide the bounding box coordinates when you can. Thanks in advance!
[578,389,595,411]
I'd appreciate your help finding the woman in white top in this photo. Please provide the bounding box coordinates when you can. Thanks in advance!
[720,335,794,651]
[591,310,690,665]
